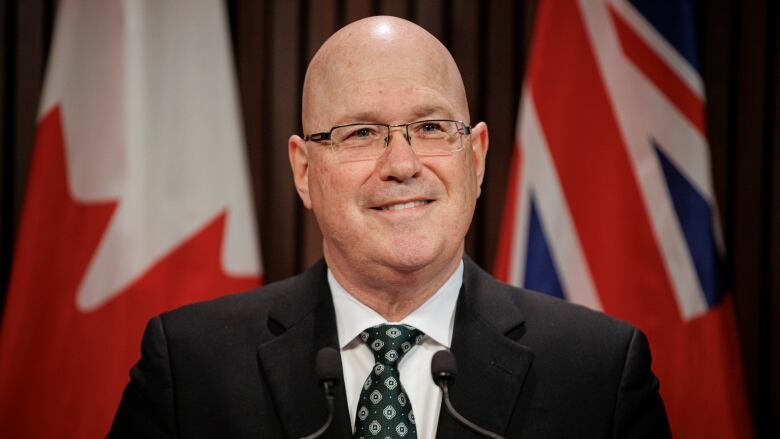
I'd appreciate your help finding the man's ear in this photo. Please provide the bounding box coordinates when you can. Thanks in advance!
[469,122,489,198]
[289,134,313,209]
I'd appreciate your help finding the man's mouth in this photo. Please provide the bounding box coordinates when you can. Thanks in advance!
[373,200,433,211]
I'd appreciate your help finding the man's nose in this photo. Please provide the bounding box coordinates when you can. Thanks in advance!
[376,129,422,182]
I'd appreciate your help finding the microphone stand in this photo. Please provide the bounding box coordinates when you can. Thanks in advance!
[299,381,335,439]
[299,347,340,439]
[432,350,506,439]
[437,380,506,439]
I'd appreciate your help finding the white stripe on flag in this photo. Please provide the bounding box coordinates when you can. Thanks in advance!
[518,91,603,311]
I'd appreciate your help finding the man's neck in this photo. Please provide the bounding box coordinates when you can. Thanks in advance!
[325,252,463,322]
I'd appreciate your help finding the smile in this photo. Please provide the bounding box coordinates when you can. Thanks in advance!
[375,200,432,211]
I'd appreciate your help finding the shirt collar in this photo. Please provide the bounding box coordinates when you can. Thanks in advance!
[329,260,463,349]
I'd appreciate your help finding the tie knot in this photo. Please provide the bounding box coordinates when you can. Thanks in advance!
[359,324,424,366]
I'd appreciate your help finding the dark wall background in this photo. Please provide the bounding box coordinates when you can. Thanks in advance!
[1,0,778,436]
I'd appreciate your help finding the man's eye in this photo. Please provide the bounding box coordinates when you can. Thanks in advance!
[420,122,444,133]
[345,127,378,139]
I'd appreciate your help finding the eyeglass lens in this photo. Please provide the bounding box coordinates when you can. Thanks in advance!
[330,120,466,159]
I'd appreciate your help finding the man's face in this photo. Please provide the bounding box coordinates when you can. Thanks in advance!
[290,27,488,284]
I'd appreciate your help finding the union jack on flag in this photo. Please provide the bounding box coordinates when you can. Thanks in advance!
[494,0,752,437]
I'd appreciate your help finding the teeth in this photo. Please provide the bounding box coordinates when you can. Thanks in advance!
[383,200,428,211]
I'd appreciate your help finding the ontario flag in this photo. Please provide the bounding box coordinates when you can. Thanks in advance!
[0,0,262,437]
[495,0,752,437]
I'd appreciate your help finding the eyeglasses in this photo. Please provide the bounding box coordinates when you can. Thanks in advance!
[303,119,471,160]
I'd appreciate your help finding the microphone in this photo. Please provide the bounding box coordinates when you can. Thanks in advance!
[431,350,506,439]
[299,347,341,439]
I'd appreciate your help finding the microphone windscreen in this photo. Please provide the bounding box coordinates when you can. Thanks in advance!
[431,349,457,383]
[315,347,341,383]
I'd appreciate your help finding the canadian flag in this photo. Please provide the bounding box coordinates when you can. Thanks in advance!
[0,0,262,437]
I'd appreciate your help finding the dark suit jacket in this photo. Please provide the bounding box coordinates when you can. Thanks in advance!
[109,258,670,438]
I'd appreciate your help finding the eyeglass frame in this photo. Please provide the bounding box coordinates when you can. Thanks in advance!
[303,119,472,154]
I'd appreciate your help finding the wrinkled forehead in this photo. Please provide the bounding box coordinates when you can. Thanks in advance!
[302,18,469,132]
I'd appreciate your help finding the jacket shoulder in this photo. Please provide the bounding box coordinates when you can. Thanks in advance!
[512,286,635,341]
[159,260,327,345]
[465,257,636,344]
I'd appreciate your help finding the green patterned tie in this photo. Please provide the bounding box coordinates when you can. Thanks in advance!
[353,324,424,439]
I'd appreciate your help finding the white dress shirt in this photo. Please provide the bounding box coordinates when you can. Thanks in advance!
[328,261,463,439]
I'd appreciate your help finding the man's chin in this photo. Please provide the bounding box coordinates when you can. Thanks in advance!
[383,258,433,274]
[378,247,454,275]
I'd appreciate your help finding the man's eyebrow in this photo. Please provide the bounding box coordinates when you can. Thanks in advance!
[409,105,449,119]
[335,106,452,126]
[337,111,383,124]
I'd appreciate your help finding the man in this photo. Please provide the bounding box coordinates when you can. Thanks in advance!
[110,16,670,438]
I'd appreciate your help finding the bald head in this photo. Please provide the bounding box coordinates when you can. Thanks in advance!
[288,16,490,313]
[302,16,469,133]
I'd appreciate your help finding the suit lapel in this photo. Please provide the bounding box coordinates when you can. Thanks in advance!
[435,258,535,438]
[256,261,352,439]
